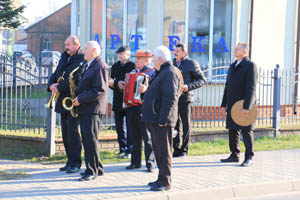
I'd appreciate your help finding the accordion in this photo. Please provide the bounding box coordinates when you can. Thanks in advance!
[123,71,149,108]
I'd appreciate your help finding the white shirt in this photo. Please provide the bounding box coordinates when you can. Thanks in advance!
[86,58,95,70]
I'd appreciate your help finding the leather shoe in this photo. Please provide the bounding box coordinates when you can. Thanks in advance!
[66,167,80,173]
[148,180,159,187]
[126,164,141,170]
[241,159,253,167]
[220,156,239,163]
[59,165,71,171]
[150,184,171,191]
[147,167,154,173]
[173,152,187,158]
[80,170,104,176]
[79,174,96,181]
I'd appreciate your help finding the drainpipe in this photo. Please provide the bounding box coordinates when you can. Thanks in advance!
[293,0,300,114]
[248,0,254,59]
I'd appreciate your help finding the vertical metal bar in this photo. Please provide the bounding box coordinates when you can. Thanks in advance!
[273,64,281,137]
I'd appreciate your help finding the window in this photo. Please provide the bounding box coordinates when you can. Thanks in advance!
[188,0,210,64]
[42,38,52,51]
[163,0,185,52]
[106,0,124,64]
[91,0,103,49]
[127,0,147,60]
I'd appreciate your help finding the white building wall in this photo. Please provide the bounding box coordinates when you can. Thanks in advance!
[251,0,297,69]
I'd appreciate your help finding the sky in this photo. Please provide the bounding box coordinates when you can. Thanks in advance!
[21,0,71,27]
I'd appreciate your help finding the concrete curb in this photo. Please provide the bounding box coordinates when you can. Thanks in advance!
[113,179,300,200]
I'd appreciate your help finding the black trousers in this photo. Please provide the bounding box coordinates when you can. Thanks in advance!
[60,112,82,168]
[127,106,155,168]
[79,114,104,176]
[173,102,191,155]
[146,123,173,187]
[114,110,131,154]
[229,129,254,160]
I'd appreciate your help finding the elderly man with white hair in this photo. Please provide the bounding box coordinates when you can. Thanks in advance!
[73,41,109,181]
[142,45,182,191]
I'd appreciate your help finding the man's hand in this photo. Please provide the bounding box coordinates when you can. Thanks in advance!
[72,97,80,107]
[49,83,59,95]
[182,84,188,92]
[108,79,114,88]
[138,83,147,93]
[118,81,125,90]
[242,109,249,115]
[158,124,165,127]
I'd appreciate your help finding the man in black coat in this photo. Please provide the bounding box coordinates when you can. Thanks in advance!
[47,35,84,173]
[173,43,206,157]
[109,46,135,158]
[142,46,181,191]
[73,41,109,181]
[220,42,258,167]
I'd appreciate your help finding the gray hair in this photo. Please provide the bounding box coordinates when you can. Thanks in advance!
[238,42,249,52]
[153,45,171,62]
[86,41,101,55]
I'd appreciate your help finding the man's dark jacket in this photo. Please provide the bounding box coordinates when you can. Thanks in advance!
[47,50,84,113]
[142,61,181,127]
[221,57,258,131]
[173,56,206,104]
[76,56,109,115]
[110,60,135,112]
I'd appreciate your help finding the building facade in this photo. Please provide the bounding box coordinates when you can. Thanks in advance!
[71,0,299,70]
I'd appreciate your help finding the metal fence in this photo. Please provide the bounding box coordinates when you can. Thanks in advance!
[1,53,300,139]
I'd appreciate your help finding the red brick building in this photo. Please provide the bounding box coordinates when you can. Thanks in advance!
[25,3,71,59]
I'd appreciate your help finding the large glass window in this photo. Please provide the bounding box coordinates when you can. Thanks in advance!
[188,0,210,64]
[163,0,185,52]
[91,0,103,48]
[106,0,124,64]
[127,0,147,60]
[213,0,232,61]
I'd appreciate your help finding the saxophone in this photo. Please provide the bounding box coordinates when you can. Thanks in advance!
[62,67,79,118]
[45,72,65,109]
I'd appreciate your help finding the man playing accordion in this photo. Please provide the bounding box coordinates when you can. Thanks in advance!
[123,49,156,172]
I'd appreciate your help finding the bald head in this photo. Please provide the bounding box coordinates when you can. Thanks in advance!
[84,41,101,62]
[65,35,80,56]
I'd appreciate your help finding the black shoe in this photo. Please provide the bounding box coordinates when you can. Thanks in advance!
[147,166,154,173]
[220,156,239,163]
[80,170,104,176]
[79,174,96,181]
[66,167,80,173]
[59,165,71,171]
[150,184,171,191]
[126,164,141,170]
[173,152,187,158]
[148,180,159,187]
[241,159,253,167]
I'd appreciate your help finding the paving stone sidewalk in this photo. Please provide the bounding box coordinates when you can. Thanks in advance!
[1,149,300,200]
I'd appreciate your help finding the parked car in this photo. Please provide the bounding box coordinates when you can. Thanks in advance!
[40,51,61,66]
[13,50,37,67]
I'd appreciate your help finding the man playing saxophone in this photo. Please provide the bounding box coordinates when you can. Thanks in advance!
[47,35,84,173]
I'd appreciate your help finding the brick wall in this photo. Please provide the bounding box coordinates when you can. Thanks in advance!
[25,4,71,58]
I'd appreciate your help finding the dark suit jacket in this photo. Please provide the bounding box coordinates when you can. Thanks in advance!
[173,56,206,104]
[110,60,135,112]
[76,56,109,115]
[221,57,258,130]
[47,50,84,113]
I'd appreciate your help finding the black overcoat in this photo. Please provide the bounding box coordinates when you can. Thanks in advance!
[221,57,258,131]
